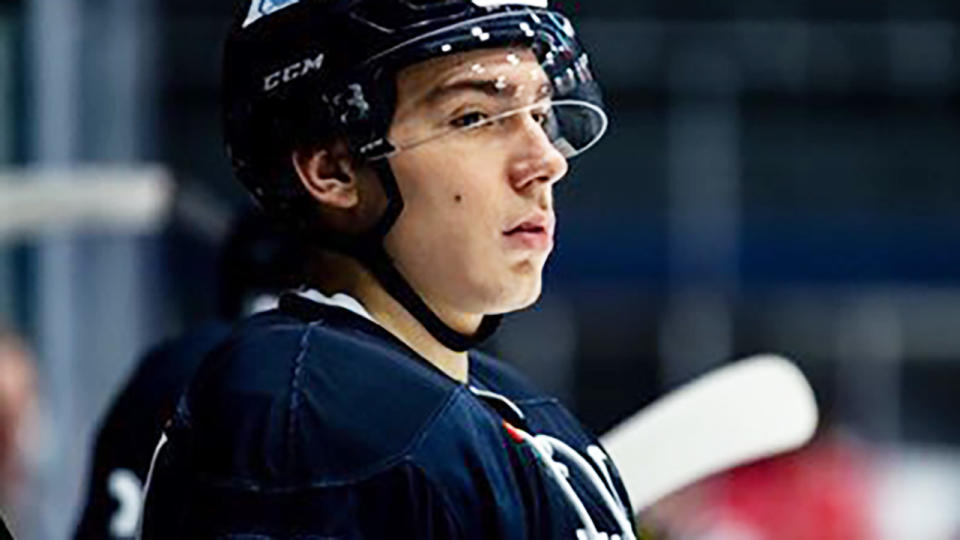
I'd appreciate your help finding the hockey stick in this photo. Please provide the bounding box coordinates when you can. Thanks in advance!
[599,354,818,513]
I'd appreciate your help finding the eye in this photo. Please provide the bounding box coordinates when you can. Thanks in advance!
[450,111,489,128]
[531,109,549,126]
[529,105,554,128]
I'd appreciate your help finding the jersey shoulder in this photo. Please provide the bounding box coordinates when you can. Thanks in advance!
[179,295,459,490]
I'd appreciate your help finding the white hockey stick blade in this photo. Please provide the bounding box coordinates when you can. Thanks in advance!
[600,354,818,513]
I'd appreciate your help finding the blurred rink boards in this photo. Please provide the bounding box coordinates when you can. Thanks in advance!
[0,167,173,539]
[0,167,173,241]
[639,433,960,539]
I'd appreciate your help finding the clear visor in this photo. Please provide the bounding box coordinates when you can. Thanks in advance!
[385,99,606,159]
[364,11,607,160]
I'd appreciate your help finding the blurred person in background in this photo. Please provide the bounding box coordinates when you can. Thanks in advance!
[72,210,306,540]
[139,0,637,538]
[0,323,38,537]
[644,422,876,540]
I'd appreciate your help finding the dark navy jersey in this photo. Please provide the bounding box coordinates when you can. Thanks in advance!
[141,293,634,539]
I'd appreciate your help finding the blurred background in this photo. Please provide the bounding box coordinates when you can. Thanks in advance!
[1,0,959,538]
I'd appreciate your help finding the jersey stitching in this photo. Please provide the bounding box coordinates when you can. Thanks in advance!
[286,322,315,473]
[401,385,465,459]
[199,378,464,492]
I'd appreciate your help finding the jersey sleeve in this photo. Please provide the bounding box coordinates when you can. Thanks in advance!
[139,312,473,539]
[141,430,466,539]
[351,461,467,539]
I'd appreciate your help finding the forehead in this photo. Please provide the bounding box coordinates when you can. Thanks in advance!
[394,47,547,107]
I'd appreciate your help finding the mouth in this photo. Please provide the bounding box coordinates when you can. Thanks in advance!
[503,213,555,251]
[505,223,547,235]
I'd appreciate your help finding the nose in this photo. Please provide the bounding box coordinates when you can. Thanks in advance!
[507,114,569,192]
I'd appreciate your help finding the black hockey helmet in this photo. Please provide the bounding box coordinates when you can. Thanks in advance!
[222,0,607,350]
[224,0,606,225]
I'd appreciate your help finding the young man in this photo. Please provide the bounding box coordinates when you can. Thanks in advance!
[141,0,634,538]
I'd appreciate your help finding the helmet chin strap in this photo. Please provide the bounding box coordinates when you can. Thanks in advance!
[341,158,501,353]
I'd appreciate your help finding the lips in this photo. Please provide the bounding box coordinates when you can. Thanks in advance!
[505,222,546,235]
[503,212,555,251]
[504,213,554,235]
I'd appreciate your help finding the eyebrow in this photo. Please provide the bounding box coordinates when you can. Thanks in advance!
[422,78,553,105]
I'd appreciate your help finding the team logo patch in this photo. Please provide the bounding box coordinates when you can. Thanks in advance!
[471,0,548,7]
[243,0,302,28]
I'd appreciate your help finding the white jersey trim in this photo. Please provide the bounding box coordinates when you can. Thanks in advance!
[296,289,379,326]
[135,432,169,539]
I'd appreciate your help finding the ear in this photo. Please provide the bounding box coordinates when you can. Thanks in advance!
[291,143,359,209]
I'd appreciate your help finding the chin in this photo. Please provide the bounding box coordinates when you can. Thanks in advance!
[488,274,543,315]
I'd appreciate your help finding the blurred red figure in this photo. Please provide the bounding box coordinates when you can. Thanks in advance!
[650,432,875,540]
[0,327,37,511]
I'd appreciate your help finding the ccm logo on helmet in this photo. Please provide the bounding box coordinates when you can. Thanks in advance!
[263,53,325,92]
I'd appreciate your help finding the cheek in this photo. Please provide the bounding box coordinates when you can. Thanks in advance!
[391,149,504,230]
[386,150,511,278]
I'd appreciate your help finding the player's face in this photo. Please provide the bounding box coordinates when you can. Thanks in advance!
[383,47,568,320]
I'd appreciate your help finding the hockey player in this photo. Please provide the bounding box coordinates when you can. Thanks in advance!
[74,210,306,539]
[141,0,634,538]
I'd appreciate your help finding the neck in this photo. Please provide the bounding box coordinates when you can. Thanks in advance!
[307,251,478,383]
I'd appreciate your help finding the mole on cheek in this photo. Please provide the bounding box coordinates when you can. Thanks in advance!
[454,194,463,203]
